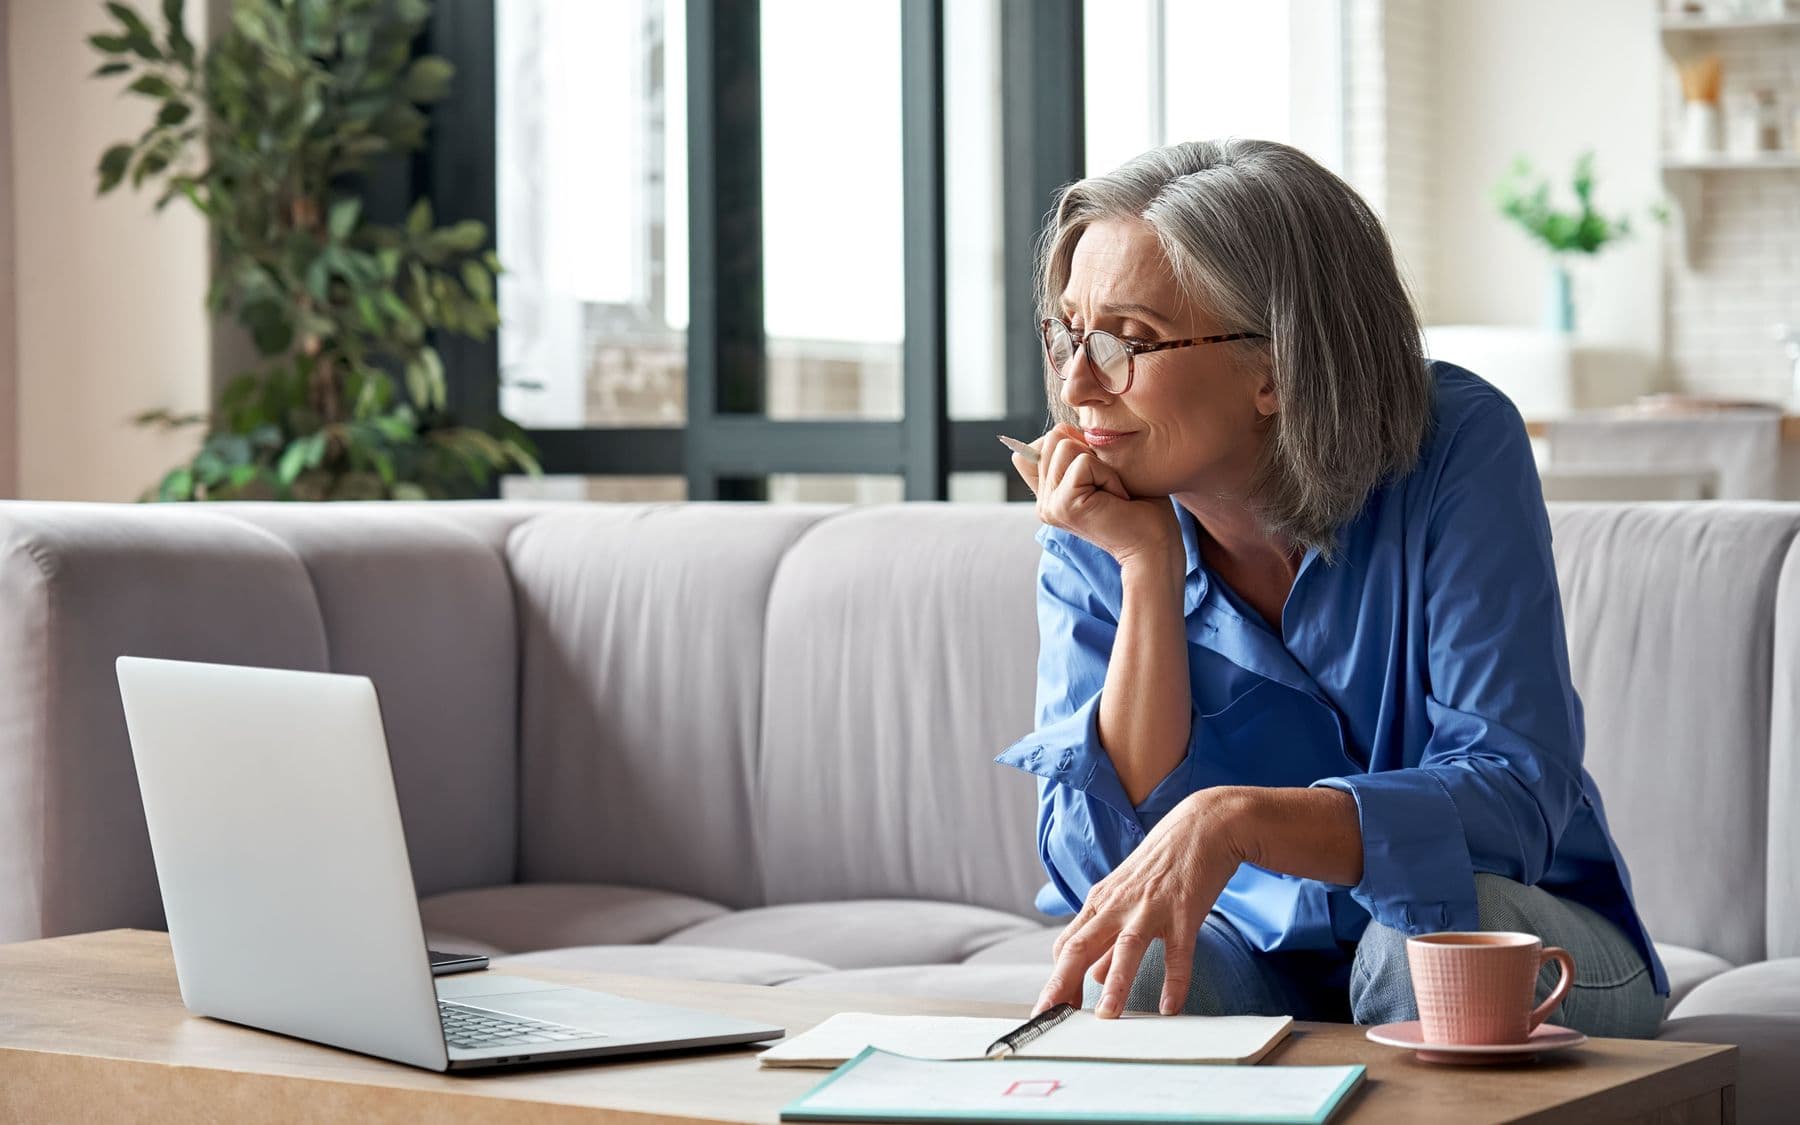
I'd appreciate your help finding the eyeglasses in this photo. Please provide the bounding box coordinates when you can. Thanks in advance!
[1040,317,1266,395]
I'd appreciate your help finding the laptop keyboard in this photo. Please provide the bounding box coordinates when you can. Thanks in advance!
[438,1000,603,1049]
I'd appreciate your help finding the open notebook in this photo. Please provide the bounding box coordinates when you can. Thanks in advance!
[759,1011,1292,1069]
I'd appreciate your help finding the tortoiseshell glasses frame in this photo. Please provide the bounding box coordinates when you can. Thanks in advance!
[1040,316,1267,395]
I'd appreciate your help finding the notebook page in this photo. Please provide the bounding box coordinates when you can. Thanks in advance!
[1017,1011,1292,1063]
[759,1013,1022,1067]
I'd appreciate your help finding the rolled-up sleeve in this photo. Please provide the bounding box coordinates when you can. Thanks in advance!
[995,529,1176,914]
[1313,395,1587,934]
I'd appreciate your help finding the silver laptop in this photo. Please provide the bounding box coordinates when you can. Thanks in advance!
[115,656,783,1072]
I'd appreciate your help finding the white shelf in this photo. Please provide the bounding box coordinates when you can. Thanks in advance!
[1660,14,1800,35]
[1662,154,1800,170]
[1660,154,1800,259]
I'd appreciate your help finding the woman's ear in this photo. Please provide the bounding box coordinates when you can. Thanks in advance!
[1254,375,1279,419]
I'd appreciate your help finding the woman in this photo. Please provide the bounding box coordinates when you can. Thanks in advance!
[998,139,1665,1037]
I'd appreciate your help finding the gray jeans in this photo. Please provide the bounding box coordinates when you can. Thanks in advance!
[1082,874,1665,1039]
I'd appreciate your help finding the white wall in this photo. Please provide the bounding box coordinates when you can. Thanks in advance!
[7,0,211,501]
[1424,0,1664,370]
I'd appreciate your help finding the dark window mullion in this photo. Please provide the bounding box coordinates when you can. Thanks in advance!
[423,1,501,495]
[687,0,767,500]
[901,0,949,501]
[1000,0,1084,500]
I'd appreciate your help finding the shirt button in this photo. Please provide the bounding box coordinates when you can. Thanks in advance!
[1027,747,1042,766]
[1057,748,1074,773]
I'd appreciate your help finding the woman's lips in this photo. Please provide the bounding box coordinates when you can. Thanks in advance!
[1082,429,1137,448]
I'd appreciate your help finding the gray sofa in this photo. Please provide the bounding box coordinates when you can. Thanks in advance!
[1,500,1796,1118]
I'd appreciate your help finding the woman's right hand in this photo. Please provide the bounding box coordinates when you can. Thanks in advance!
[1010,423,1180,571]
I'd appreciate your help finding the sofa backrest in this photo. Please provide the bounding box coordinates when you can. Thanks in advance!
[506,504,837,910]
[1549,503,1800,965]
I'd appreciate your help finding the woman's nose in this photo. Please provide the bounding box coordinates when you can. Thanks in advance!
[1059,344,1112,408]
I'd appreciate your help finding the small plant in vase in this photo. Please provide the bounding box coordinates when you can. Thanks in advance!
[1492,151,1664,336]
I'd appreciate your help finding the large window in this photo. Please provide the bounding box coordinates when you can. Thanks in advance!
[431,1,1339,503]
[1084,0,1346,178]
[497,0,688,433]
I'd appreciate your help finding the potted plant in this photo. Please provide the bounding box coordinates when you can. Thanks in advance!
[90,0,538,500]
[1492,151,1662,336]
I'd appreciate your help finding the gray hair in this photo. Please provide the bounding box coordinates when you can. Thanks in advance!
[1038,139,1433,558]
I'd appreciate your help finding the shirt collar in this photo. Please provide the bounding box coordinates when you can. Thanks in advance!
[1169,495,1337,704]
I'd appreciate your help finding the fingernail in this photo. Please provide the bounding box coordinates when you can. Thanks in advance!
[1160,999,1178,1016]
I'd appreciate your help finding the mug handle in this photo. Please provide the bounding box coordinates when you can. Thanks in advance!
[1528,946,1576,1031]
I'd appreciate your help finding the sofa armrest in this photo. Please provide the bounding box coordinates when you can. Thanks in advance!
[0,504,329,942]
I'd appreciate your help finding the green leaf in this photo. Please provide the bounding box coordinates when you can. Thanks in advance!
[127,73,177,100]
[401,56,454,104]
[305,256,332,301]
[158,465,195,502]
[92,61,133,77]
[131,143,172,187]
[276,439,310,485]
[327,197,362,241]
[162,0,194,67]
[105,3,154,41]
[97,144,134,193]
[156,100,191,127]
[404,348,446,412]
[501,438,542,476]
[439,220,487,253]
[460,260,493,303]
[123,29,163,62]
[405,198,433,238]
[88,33,131,53]
[193,448,228,482]
[303,430,330,469]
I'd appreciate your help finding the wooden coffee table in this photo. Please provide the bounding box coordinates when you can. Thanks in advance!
[0,930,1735,1123]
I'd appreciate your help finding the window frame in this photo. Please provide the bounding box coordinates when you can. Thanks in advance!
[422,0,1083,501]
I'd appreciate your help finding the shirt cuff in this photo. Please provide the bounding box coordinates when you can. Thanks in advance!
[995,693,1137,824]
[1312,771,1480,934]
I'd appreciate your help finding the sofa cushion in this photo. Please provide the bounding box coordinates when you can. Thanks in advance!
[781,964,1047,1005]
[1549,503,1800,965]
[964,926,1060,965]
[211,506,521,899]
[496,944,833,987]
[1654,943,1735,1014]
[508,505,833,909]
[756,505,1048,915]
[662,900,1045,970]
[1667,958,1800,1020]
[418,883,727,953]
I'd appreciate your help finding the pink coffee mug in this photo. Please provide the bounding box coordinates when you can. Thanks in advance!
[1405,931,1575,1045]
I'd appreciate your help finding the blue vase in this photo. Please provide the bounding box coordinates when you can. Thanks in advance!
[1543,260,1575,334]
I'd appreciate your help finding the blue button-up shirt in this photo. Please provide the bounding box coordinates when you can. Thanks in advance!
[996,362,1668,996]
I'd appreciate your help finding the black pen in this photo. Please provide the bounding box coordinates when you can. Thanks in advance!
[984,1002,1077,1059]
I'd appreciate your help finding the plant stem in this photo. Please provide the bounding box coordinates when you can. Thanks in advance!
[287,195,341,427]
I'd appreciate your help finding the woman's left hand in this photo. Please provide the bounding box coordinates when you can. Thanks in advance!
[1034,788,1256,1018]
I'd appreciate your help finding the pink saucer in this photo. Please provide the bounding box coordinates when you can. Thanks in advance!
[1365,1020,1587,1065]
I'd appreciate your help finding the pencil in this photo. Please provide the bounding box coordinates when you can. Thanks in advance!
[997,434,1039,464]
